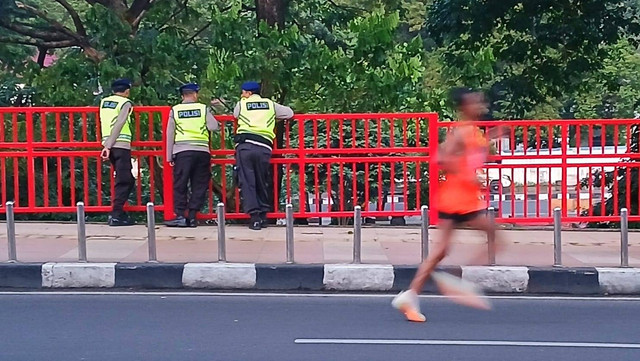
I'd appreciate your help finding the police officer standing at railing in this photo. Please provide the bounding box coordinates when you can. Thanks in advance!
[99,78,136,227]
[164,83,220,228]
[233,81,294,230]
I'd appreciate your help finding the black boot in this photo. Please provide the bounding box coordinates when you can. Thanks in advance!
[249,214,262,231]
[188,210,198,228]
[108,213,135,226]
[259,212,268,228]
[164,216,188,227]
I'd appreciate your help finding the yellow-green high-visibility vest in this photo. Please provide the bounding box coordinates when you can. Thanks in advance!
[172,102,209,146]
[236,95,276,141]
[99,95,133,145]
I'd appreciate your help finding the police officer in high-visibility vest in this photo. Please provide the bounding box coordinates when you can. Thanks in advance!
[233,81,293,230]
[164,83,219,227]
[99,78,136,226]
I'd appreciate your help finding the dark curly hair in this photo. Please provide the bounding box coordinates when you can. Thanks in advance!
[449,87,477,108]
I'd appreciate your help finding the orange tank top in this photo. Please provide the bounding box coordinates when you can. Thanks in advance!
[438,124,489,214]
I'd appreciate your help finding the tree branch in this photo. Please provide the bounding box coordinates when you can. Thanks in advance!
[15,1,83,41]
[326,0,366,13]
[158,0,188,28]
[126,0,156,27]
[53,0,87,36]
[14,1,105,62]
[185,4,233,43]
[36,46,47,68]
[85,0,128,15]
[186,21,213,43]
[0,21,70,42]
[0,36,77,48]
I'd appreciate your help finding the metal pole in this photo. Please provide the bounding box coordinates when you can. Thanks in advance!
[6,201,16,262]
[621,208,629,268]
[217,202,226,262]
[553,207,562,266]
[147,202,157,262]
[420,205,429,261]
[77,201,87,262]
[488,206,496,266]
[286,204,294,264]
[353,206,362,264]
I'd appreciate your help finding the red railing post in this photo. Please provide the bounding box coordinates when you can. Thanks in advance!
[561,123,568,218]
[161,107,174,220]
[25,109,36,209]
[298,117,306,219]
[428,113,439,225]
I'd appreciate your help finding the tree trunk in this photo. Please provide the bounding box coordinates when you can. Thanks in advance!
[255,0,289,220]
[255,0,288,28]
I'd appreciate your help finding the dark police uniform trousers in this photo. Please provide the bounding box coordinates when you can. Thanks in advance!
[173,150,211,217]
[108,147,135,218]
[235,142,271,215]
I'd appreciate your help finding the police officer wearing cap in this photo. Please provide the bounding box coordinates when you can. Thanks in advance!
[233,81,294,230]
[164,83,219,227]
[100,78,136,226]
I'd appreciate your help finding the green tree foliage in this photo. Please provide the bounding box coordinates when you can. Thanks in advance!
[427,0,640,119]
[2,0,640,222]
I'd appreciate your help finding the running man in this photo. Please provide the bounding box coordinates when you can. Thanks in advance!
[392,87,502,322]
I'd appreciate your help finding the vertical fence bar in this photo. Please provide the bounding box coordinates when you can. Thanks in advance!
[421,205,429,261]
[488,206,496,266]
[6,201,16,262]
[147,202,157,262]
[286,204,294,264]
[77,201,87,262]
[353,206,362,264]
[217,202,226,262]
[553,207,562,266]
[621,208,629,268]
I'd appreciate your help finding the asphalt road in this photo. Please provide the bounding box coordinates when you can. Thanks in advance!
[1,293,639,361]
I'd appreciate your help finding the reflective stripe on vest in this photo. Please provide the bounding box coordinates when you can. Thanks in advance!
[99,95,133,144]
[236,95,276,141]
[172,103,209,146]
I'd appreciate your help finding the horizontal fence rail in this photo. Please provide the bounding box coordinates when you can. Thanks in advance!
[1,106,639,225]
[0,106,169,214]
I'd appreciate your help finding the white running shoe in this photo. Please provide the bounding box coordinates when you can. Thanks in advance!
[392,290,426,322]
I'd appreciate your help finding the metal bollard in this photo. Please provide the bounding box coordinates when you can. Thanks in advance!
[217,202,226,262]
[286,204,294,264]
[621,208,629,268]
[77,202,87,262]
[487,207,496,266]
[6,201,16,262]
[420,205,429,261]
[353,206,362,264]
[553,207,562,266]
[147,202,157,262]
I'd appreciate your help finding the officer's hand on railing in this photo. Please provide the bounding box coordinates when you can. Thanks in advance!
[100,148,110,160]
[169,161,175,167]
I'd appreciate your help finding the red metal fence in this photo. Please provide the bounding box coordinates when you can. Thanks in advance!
[1,106,639,224]
[0,106,168,214]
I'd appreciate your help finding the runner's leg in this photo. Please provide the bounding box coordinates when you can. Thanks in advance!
[392,218,456,322]
[466,213,504,265]
[409,218,455,293]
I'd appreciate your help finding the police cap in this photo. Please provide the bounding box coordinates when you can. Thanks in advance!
[241,81,261,93]
[179,83,200,94]
[111,78,132,91]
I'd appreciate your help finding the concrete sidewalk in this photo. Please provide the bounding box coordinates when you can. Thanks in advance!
[0,223,639,267]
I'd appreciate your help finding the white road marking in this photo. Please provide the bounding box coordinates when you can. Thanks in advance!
[294,339,640,349]
[0,291,638,301]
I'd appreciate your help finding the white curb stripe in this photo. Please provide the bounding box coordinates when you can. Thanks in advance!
[597,268,640,294]
[42,263,116,288]
[182,263,256,289]
[323,264,394,291]
[462,266,529,293]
